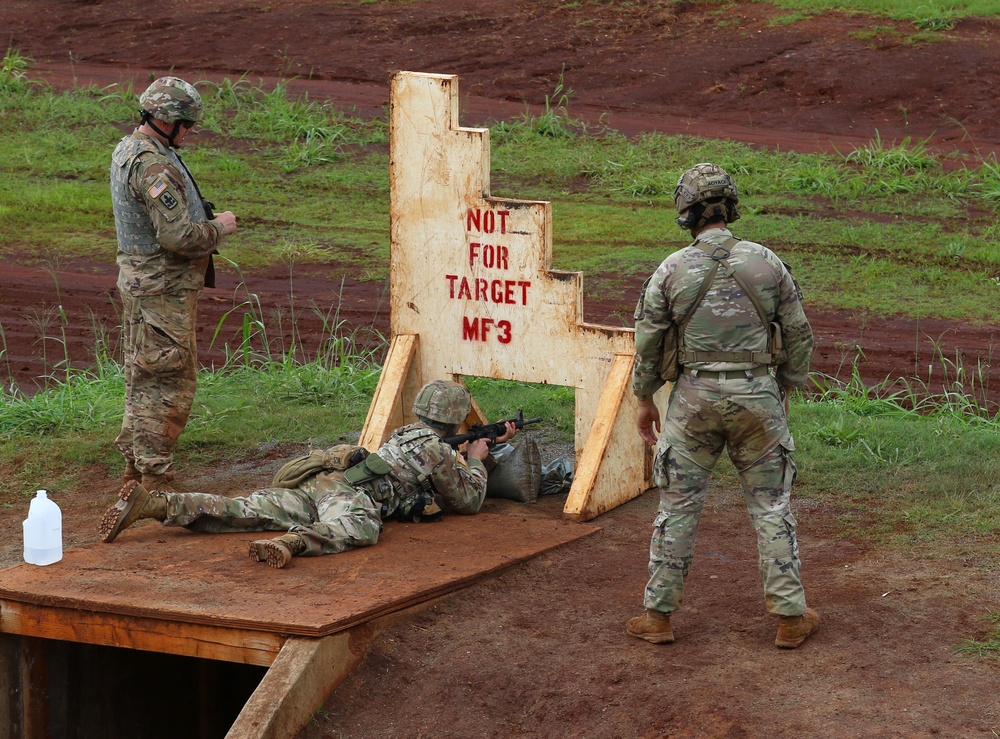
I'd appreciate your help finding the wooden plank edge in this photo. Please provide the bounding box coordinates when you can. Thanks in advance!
[0,601,283,667]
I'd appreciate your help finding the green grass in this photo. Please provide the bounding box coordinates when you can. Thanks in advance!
[4,60,1000,317]
[766,0,999,29]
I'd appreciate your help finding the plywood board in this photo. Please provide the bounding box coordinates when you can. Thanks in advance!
[0,509,599,639]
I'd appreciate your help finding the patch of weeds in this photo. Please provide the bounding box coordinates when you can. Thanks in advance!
[767,10,817,26]
[955,612,1000,659]
[910,1,958,31]
[850,25,899,41]
[0,47,33,93]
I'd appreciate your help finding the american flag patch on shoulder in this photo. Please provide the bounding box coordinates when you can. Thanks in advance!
[147,179,168,199]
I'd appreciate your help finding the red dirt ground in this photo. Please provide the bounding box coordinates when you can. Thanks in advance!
[3,2,999,737]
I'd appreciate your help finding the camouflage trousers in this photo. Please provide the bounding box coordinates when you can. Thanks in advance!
[114,289,199,477]
[644,371,807,617]
[161,480,384,556]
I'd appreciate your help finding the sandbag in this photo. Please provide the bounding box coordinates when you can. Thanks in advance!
[539,457,574,496]
[485,436,541,503]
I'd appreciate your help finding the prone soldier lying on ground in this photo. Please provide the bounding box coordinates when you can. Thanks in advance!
[98,380,518,568]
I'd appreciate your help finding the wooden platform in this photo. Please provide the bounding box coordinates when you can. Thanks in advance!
[0,508,599,667]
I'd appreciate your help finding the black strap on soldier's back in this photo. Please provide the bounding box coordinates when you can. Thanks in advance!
[677,236,776,366]
[174,152,219,287]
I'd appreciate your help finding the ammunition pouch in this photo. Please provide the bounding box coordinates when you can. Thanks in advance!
[343,452,392,485]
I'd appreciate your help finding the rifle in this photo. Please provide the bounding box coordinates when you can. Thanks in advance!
[443,409,542,448]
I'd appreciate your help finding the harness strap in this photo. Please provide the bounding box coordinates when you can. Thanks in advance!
[678,236,774,365]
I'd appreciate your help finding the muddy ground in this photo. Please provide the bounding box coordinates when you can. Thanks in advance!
[2,2,999,737]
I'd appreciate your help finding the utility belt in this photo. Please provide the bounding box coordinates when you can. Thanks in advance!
[681,365,771,381]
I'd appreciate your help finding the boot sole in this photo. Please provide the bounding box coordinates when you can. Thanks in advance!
[99,480,143,543]
[248,540,291,569]
[627,629,676,644]
[775,630,817,648]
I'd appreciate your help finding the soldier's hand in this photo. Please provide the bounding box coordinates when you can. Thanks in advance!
[466,438,492,461]
[636,398,661,446]
[215,210,238,235]
[492,421,518,444]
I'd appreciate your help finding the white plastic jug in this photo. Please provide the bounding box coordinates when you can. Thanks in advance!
[23,489,62,566]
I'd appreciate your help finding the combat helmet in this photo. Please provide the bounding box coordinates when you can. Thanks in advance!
[412,380,471,427]
[674,162,741,231]
[140,76,204,124]
[138,76,203,148]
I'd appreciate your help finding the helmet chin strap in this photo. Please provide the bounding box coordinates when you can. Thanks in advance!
[139,109,184,149]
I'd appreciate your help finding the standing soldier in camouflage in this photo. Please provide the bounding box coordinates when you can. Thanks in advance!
[627,163,820,649]
[110,77,238,493]
[99,380,518,568]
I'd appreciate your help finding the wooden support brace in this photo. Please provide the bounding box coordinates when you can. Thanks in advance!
[563,353,650,521]
[226,597,446,739]
[359,334,419,449]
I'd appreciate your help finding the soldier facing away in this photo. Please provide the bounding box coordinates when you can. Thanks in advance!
[627,163,820,649]
[99,380,518,568]
[111,76,238,493]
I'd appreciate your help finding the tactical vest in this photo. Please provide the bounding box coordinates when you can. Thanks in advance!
[110,134,208,256]
[677,236,786,366]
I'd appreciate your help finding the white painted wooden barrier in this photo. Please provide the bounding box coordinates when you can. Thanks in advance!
[360,71,662,521]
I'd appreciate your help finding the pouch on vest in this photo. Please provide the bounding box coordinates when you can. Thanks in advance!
[343,452,392,486]
[657,323,681,382]
[769,321,787,366]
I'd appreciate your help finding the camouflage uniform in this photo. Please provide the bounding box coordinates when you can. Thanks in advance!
[110,127,225,478]
[152,422,488,555]
[633,226,814,617]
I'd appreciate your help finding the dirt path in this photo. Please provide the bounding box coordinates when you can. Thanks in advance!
[3,3,999,737]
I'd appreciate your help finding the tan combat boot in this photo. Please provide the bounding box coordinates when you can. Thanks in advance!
[248,533,306,569]
[775,607,821,648]
[626,609,675,644]
[141,473,176,494]
[99,481,167,543]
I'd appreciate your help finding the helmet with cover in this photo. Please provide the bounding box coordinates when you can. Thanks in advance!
[412,380,472,427]
[674,162,741,231]
[139,76,204,124]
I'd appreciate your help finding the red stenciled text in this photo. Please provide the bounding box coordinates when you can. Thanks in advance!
[445,275,531,305]
[468,242,509,269]
[462,316,512,344]
[466,208,510,235]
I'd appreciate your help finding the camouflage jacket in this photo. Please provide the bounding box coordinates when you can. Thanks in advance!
[299,423,488,518]
[632,227,814,398]
[111,131,224,297]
